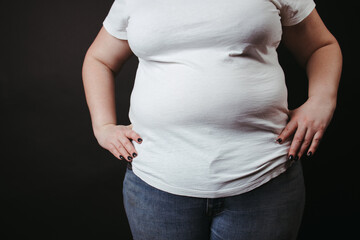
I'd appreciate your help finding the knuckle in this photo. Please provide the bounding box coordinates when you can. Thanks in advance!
[315,123,326,131]
[123,141,133,148]
[129,130,137,137]
[119,149,127,155]
[109,146,116,152]
[117,128,127,136]
[131,133,139,140]
[118,136,128,144]
[125,129,134,136]
[285,126,292,132]
[319,124,326,131]
[120,133,128,140]
[298,118,307,125]
[303,118,314,125]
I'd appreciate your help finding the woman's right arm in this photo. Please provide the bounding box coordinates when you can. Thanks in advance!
[82,26,142,162]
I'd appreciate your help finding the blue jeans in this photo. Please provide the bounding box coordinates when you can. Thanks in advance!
[123,160,305,240]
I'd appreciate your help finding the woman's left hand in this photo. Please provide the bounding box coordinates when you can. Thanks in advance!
[277,96,337,160]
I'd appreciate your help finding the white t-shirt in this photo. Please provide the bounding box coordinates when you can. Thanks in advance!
[103,0,316,198]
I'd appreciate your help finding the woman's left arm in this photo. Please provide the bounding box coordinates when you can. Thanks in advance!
[277,8,343,160]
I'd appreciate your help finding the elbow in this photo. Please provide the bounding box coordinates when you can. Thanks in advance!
[303,35,342,69]
[83,49,118,77]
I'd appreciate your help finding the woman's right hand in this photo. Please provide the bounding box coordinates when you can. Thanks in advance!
[94,124,143,162]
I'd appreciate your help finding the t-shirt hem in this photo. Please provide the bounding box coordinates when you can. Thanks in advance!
[103,20,128,40]
[282,2,316,26]
[132,161,293,198]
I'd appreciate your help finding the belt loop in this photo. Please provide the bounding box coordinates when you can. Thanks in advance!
[206,199,212,216]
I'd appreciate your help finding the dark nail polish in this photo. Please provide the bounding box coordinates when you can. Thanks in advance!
[276,138,282,143]
[294,155,299,161]
[127,156,133,161]
[132,152,137,157]
[138,138,143,143]
[288,155,294,161]
[307,151,312,157]
[119,155,125,160]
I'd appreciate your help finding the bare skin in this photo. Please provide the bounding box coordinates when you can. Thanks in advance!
[277,8,342,160]
[82,27,139,162]
[82,9,342,162]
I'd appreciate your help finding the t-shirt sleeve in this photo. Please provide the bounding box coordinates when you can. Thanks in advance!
[102,0,129,40]
[278,0,316,26]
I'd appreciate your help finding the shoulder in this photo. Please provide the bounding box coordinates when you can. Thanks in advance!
[269,0,316,26]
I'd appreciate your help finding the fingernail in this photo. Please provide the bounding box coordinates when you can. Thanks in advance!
[127,156,133,161]
[276,138,282,143]
[294,155,299,161]
[132,152,137,158]
[288,155,294,161]
[119,155,125,160]
[307,151,312,157]
[138,138,143,143]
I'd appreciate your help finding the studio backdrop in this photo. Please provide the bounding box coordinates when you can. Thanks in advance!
[1,0,358,239]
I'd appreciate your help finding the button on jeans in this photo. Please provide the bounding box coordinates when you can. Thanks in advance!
[123,160,305,240]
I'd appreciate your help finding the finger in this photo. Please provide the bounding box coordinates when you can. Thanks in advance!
[115,142,133,162]
[118,137,137,160]
[277,120,298,144]
[307,130,324,157]
[109,143,122,160]
[125,129,143,144]
[288,125,307,160]
[297,128,316,159]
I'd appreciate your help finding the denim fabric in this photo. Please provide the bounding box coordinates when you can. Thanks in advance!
[123,160,305,240]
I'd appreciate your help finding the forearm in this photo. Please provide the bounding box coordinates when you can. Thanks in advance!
[82,54,117,135]
[306,41,342,104]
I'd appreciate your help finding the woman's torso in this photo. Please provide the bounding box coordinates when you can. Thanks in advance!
[124,0,295,198]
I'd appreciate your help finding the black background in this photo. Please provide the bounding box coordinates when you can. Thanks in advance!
[1,0,358,239]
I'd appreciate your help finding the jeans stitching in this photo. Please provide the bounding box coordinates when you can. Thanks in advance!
[210,227,225,240]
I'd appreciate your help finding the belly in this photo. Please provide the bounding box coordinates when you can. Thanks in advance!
[129,60,288,131]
